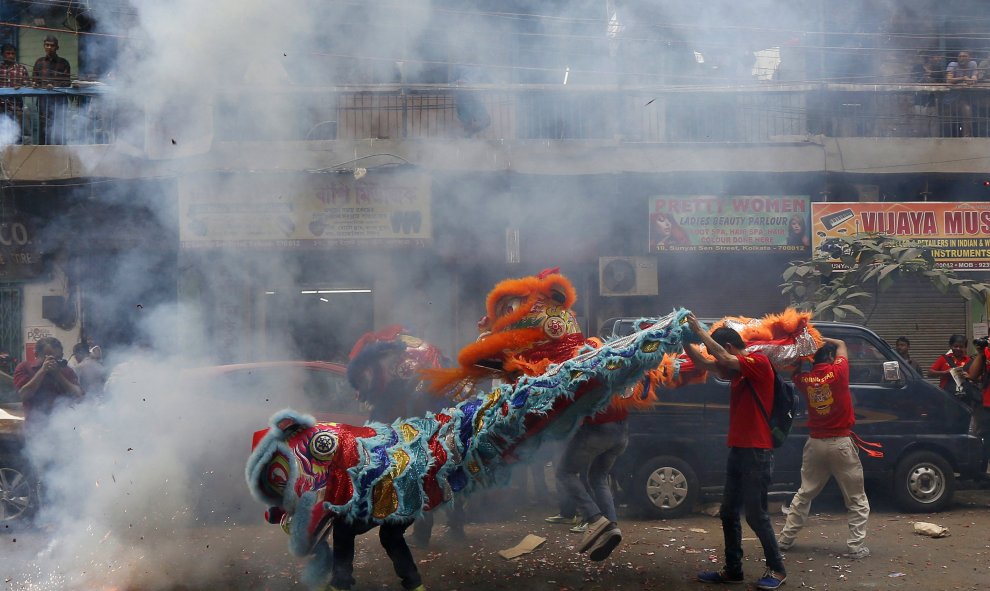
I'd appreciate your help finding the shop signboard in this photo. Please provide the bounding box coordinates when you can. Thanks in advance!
[0,216,45,280]
[648,195,810,253]
[179,171,431,249]
[812,202,990,271]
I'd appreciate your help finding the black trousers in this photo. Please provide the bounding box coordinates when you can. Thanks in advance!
[719,447,785,575]
[330,518,422,590]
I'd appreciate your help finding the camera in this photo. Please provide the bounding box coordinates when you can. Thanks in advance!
[56,358,68,367]
[975,336,990,350]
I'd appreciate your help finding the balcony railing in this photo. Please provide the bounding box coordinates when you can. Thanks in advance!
[0,86,112,145]
[5,83,990,147]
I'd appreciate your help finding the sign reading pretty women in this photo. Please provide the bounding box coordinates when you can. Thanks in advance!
[812,202,990,271]
[648,195,811,252]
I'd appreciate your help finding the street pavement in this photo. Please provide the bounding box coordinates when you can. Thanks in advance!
[4,488,990,590]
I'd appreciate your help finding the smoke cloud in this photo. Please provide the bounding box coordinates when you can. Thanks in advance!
[8,1,987,589]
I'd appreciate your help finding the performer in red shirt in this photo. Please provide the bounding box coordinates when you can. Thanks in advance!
[684,314,786,591]
[965,336,990,473]
[777,337,870,559]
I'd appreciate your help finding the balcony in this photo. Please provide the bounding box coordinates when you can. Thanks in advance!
[0,86,112,146]
[213,83,990,143]
[3,83,990,178]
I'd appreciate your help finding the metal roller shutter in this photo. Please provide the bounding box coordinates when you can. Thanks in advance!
[860,277,968,380]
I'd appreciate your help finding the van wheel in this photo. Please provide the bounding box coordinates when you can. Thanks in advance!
[0,461,38,524]
[632,455,699,519]
[893,450,955,513]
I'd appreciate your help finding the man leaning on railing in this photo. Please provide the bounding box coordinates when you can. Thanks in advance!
[945,50,978,137]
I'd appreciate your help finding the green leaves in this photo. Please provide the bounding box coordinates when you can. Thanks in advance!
[780,232,990,323]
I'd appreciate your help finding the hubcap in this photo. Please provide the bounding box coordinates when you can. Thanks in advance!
[906,462,945,503]
[645,466,689,509]
[0,467,32,521]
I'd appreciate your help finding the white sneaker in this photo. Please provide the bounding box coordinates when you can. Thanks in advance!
[843,546,870,559]
[776,537,793,551]
[569,521,590,533]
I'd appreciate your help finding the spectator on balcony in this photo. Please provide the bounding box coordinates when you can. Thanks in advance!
[945,51,978,137]
[454,63,490,137]
[911,51,944,137]
[32,35,71,145]
[0,44,29,142]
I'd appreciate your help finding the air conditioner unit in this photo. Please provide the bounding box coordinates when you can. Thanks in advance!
[599,256,659,297]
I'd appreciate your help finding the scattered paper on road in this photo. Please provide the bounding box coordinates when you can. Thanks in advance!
[913,522,949,538]
[498,534,546,560]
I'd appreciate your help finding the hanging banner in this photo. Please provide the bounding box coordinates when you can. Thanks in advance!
[648,195,810,252]
[179,171,431,249]
[812,202,990,271]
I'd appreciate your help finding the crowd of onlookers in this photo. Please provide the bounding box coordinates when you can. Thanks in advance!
[0,34,73,145]
[909,49,990,137]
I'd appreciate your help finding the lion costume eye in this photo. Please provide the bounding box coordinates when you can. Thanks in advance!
[309,432,338,461]
[494,296,524,318]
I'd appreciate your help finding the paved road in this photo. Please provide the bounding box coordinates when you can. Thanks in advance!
[4,489,990,590]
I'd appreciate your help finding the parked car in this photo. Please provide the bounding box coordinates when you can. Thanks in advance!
[599,318,986,519]
[0,360,366,526]
[0,370,32,524]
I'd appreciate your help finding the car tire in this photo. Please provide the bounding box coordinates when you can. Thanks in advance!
[632,455,699,519]
[0,460,38,524]
[892,450,955,513]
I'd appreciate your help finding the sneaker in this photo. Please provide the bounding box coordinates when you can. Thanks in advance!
[410,586,427,591]
[577,516,612,552]
[755,569,787,590]
[776,536,793,551]
[545,514,580,525]
[843,546,870,560]
[569,521,590,533]
[586,526,622,561]
[696,569,745,584]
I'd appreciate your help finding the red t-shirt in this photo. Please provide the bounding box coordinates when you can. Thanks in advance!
[930,353,970,390]
[794,356,854,438]
[585,402,629,425]
[727,352,774,449]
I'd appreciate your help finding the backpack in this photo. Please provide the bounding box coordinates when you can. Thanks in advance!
[745,368,797,448]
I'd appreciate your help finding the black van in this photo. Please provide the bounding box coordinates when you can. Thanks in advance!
[600,318,986,518]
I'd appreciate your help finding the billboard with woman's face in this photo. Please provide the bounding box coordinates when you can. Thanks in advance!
[648,195,810,253]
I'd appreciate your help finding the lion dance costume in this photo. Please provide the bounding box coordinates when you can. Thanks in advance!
[246,270,691,587]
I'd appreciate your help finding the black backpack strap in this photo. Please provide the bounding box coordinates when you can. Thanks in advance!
[744,377,772,428]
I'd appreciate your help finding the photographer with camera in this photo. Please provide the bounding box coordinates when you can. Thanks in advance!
[13,336,83,427]
[966,335,990,470]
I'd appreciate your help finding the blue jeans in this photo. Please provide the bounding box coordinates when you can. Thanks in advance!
[720,447,785,575]
[557,420,629,523]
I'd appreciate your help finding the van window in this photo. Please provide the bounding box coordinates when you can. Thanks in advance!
[842,335,892,385]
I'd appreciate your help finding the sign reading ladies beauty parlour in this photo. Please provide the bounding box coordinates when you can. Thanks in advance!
[812,202,990,271]
[648,195,811,253]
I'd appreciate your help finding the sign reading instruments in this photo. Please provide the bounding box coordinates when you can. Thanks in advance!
[648,195,811,252]
[812,202,990,271]
[179,171,431,248]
